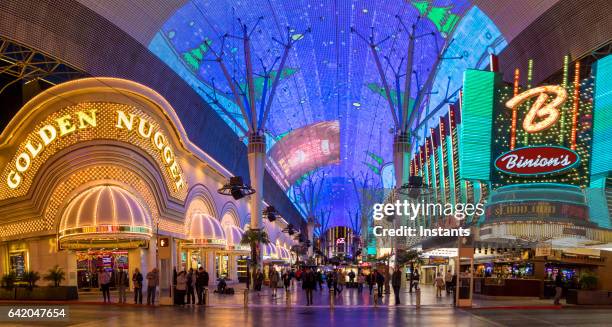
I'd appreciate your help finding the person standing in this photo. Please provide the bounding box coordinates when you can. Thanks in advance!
[195,267,207,305]
[411,269,420,292]
[348,270,356,288]
[331,270,340,294]
[186,268,196,305]
[132,268,143,304]
[337,270,346,293]
[255,269,264,292]
[375,270,385,296]
[445,270,453,295]
[357,272,365,294]
[175,270,187,305]
[391,267,402,305]
[435,273,445,297]
[98,268,112,303]
[302,268,315,306]
[553,272,563,305]
[316,270,323,291]
[115,267,129,304]
[269,268,280,298]
[282,269,291,293]
[146,268,159,305]
[367,271,375,295]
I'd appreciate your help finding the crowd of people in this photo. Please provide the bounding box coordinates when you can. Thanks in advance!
[95,265,455,307]
[96,267,160,305]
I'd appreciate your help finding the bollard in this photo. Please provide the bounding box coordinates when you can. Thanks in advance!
[205,288,210,306]
[373,289,378,308]
[416,288,421,309]
[330,289,335,309]
[244,289,249,308]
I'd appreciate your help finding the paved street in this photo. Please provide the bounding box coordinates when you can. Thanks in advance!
[1,304,611,327]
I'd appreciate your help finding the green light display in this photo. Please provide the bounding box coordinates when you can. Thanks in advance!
[459,69,497,181]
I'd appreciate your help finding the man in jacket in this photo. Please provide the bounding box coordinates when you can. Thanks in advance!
[391,266,402,305]
[115,267,129,304]
[146,268,159,305]
[132,268,143,304]
[196,267,209,305]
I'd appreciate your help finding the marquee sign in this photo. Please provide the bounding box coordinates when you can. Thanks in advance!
[0,102,187,201]
[490,61,594,188]
[494,146,580,176]
[505,85,567,133]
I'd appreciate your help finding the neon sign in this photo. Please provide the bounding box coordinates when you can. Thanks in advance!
[3,103,186,193]
[505,85,568,133]
[494,146,580,175]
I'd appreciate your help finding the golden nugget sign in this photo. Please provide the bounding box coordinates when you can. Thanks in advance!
[3,102,186,196]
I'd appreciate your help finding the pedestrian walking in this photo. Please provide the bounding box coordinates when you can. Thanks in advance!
[282,269,291,293]
[270,268,280,298]
[435,272,445,297]
[357,272,365,293]
[302,268,315,306]
[392,266,402,305]
[375,270,385,296]
[367,271,375,295]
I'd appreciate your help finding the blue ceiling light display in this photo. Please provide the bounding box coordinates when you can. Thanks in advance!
[149,0,505,232]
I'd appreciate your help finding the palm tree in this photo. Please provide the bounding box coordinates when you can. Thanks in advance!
[240,229,270,286]
[23,271,40,290]
[43,265,66,287]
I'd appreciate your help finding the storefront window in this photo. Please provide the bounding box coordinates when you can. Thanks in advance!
[9,251,27,278]
[216,254,229,279]
[76,250,128,289]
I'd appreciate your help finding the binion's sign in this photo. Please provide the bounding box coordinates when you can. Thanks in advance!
[494,146,580,175]
[493,84,583,177]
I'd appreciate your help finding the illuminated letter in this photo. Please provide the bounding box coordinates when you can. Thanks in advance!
[15,152,31,172]
[7,171,21,189]
[116,110,135,130]
[153,132,166,150]
[169,161,181,178]
[25,141,43,158]
[138,118,153,138]
[56,115,76,136]
[163,146,174,164]
[174,176,186,190]
[505,85,567,133]
[38,125,57,145]
[77,109,97,129]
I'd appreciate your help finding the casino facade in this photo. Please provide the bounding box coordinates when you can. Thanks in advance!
[0,78,296,289]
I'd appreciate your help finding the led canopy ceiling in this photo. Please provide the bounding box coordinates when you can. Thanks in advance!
[149,0,505,229]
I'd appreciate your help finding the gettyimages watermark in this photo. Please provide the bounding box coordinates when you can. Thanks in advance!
[356,185,612,247]
[370,199,480,238]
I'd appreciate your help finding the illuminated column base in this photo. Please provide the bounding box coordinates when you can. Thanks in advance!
[229,254,238,282]
[206,250,216,283]
[306,219,315,257]
[393,133,410,188]
[248,133,265,267]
